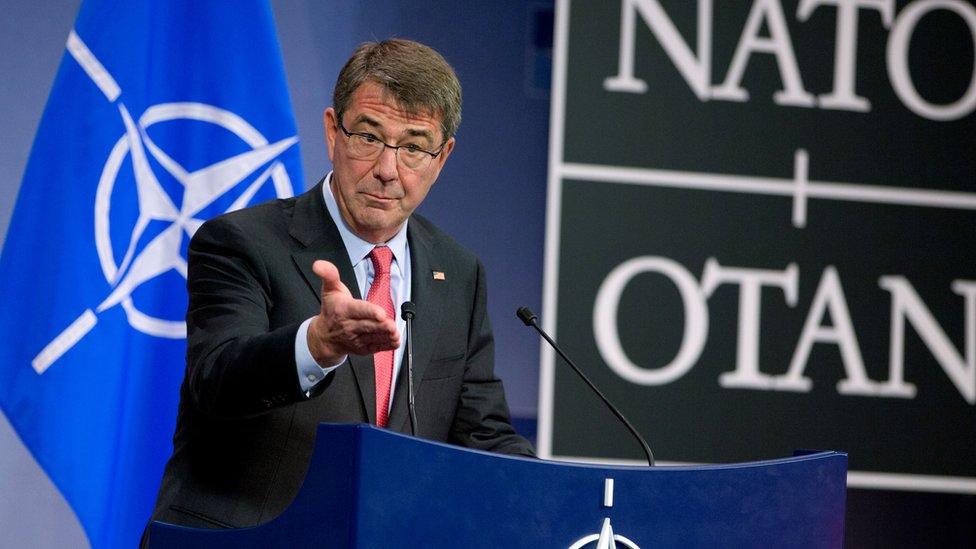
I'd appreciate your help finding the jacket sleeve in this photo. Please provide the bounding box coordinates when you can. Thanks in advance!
[183,215,306,418]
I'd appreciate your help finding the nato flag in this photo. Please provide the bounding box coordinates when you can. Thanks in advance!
[0,1,303,546]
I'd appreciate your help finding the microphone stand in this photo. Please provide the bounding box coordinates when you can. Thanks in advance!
[401,302,418,436]
[517,307,654,466]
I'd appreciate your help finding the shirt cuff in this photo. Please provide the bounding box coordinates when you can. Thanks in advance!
[296,316,346,393]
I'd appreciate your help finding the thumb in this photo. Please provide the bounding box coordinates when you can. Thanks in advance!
[312,260,349,296]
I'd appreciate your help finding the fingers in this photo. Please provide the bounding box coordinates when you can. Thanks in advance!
[308,313,400,363]
[307,259,402,363]
[313,259,388,324]
[313,260,350,297]
[332,315,399,343]
[342,321,401,355]
[334,296,389,324]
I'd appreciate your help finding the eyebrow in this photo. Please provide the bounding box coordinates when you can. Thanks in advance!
[352,114,436,143]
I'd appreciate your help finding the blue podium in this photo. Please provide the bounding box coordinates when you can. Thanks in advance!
[147,423,847,547]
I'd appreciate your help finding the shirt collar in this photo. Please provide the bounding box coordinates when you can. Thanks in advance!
[322,172,409,268]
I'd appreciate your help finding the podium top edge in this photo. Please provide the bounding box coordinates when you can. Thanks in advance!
[318,423,847,471]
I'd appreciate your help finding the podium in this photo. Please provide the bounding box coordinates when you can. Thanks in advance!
[147,424,847,547]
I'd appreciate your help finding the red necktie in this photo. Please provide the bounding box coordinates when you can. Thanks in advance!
[366,246,395,427]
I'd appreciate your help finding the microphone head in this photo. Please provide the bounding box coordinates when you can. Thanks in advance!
[401,301,417,320]
[516,306,537,326]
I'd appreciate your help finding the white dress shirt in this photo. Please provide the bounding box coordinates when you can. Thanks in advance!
[293,173,411,411]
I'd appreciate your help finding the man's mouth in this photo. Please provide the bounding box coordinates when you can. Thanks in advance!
[362,192,397,206]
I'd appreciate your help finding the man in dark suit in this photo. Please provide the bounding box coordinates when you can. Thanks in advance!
[149,39,533,530]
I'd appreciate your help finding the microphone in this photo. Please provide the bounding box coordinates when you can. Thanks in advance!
[401,301,418,436]
[516,307,655,466]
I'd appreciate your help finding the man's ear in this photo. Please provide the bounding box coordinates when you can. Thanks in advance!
[324,108,337,162]
[433,136,455,171]
[425,136,455,183]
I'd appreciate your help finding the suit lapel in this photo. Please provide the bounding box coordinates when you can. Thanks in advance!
[289,180,363,302]
[387,221,446,433]
[289,179,375,424]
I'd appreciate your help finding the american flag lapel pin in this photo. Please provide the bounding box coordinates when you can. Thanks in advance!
[432,270,446,281]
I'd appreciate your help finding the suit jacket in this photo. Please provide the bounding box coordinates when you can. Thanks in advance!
[150,180,533,530]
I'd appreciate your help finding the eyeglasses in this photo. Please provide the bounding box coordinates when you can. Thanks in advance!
[336,116,445,171]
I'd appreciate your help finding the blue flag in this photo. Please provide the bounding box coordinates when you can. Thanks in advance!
[0,1,303,546]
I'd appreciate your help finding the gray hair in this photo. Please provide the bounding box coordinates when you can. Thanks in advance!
[333,39,462,142]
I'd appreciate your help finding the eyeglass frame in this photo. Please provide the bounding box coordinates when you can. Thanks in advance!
[335,113,447,169]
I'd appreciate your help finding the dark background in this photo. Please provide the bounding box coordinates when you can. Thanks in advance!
[549,1,975,547]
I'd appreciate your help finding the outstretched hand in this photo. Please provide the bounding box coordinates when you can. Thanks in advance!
[306,260,400,365]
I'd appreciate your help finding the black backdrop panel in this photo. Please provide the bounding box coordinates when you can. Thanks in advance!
[544,0,976,490]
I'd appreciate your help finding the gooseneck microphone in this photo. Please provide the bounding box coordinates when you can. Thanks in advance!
[401,301,418,436]
[516,307,655,466]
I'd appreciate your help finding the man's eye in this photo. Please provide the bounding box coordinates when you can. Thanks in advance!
[402,144,423,153]
[360,134,380,144]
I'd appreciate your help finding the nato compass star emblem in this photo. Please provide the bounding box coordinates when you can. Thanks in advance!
[31,30,297,374]
[567,479,640,549]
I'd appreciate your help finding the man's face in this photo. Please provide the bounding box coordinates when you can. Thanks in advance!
[324,81,455,244]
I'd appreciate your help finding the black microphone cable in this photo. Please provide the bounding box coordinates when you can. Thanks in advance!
[517,306,654,466]
[401,301,418,436]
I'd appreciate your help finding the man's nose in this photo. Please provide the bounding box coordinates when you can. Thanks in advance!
[373,145,399,182]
